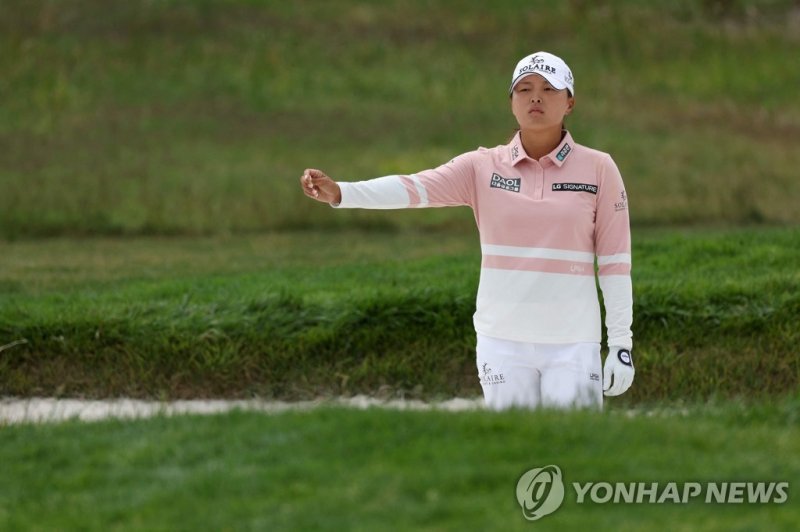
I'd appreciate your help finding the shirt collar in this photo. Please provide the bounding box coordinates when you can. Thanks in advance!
[508,133,526,166]
[509,130,575,168]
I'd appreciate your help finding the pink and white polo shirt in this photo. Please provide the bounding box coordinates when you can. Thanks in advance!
[333,131,632,348]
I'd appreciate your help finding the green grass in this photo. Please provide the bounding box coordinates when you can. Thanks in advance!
[1,400,799,531]
[1,0,799,238]
[1,5,797,528]
[2,226,798,401]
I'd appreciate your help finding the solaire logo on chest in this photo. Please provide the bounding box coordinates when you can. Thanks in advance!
[490,173,521,193]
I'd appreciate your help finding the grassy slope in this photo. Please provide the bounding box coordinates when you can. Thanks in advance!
[1,226,798,401]
[1,402,799,531]
[1,0,799,237]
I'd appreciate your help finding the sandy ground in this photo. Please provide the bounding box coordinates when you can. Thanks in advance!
[0,396,486,425]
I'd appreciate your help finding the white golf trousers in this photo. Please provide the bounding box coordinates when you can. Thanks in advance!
[476,333,603,410]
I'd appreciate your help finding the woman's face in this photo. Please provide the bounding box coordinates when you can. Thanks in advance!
[510,74,575,132]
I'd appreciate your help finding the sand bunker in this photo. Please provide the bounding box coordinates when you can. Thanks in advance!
[0,396,485,424]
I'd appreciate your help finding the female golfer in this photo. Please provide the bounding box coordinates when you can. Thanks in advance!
[300,51,633,410]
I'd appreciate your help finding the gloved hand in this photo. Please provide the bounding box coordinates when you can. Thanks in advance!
[603,347,635,396]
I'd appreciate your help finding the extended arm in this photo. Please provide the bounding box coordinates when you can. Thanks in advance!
[299,153,476,210]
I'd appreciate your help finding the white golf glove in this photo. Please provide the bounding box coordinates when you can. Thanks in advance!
[603,347,635,396]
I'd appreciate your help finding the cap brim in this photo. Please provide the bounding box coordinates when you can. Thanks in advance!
[508,72,570,95]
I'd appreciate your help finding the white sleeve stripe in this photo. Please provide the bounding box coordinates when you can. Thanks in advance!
[410,174,429,207]
[482,244,595,263]
[597,253,632,266]
[335,177,411,209]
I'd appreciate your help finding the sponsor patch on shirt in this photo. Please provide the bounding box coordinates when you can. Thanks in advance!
[552,183,597,194]
[615,190,628,211]
[556,143,572,161]
[490,173,521,193]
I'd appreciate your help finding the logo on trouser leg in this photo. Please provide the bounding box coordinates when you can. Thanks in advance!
[480,363,506,385]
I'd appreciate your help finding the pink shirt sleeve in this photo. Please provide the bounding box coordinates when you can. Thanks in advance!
[409,152,477,208]
[334,152,476,209]
[595,154,631,272]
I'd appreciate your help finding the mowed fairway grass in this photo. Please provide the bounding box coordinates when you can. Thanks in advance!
[1,402,799,530]
[2,0,799,238]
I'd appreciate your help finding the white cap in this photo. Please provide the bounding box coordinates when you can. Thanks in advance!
[508,51,574,96]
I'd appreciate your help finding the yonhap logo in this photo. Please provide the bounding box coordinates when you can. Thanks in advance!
[514,464,789,522]
[490,173,521,193]
[516,465,565,521]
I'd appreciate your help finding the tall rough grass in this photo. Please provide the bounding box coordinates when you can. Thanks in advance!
[2,227,797,401]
